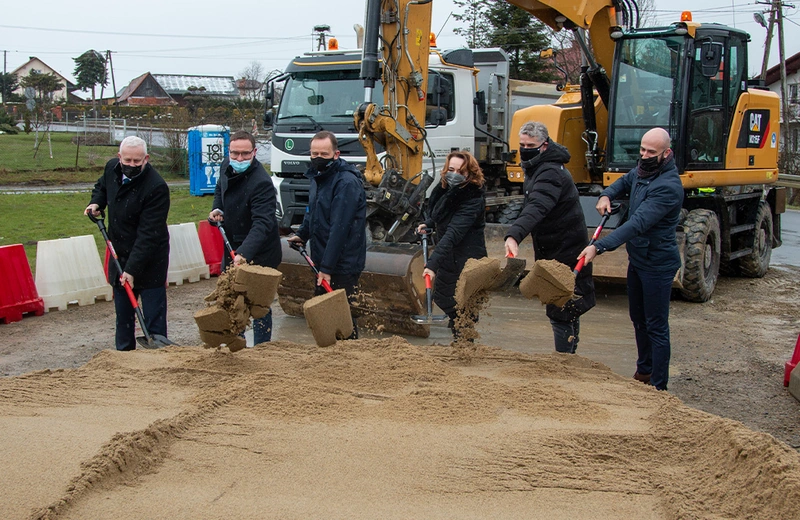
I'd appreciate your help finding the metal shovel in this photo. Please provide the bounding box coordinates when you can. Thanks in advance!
[87,211,176,349]
[411,231,448,325]
[573,203,620,276]
[289,241,334,293]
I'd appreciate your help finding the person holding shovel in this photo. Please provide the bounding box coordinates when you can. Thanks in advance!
[504,121,596,354]
[577,127,683,391]
[287,130,366,339]
[416,151,487,340]
[209,130,281,344]
[84,136,170,351]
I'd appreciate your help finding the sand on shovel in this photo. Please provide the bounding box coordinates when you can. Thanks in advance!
[454,257,502,309]
[448,257,502,358]
[303,289,353,347]
[519,259,574,307]
[194,264,283,351]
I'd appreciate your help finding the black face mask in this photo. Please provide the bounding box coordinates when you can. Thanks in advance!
[638,154,661,173]
[519,142,544,162]
[310,156,333,172]
[120,163,142,178]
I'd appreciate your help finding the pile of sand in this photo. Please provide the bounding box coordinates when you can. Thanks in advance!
[194,264,282,352]
[1,338,798,519]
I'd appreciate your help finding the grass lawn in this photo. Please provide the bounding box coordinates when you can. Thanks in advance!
[0,187,213,273]
[0,132,187,182]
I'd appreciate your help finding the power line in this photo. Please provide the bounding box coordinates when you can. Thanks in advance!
[0,24,308,41]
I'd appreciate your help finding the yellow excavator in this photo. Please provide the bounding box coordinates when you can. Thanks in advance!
[277,0,785,335]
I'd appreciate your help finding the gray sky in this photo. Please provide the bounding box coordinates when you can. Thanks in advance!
[2,0,798,97]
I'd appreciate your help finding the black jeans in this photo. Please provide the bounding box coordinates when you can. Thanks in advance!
[627,263,675,391]
[550,317,580,354]
[314,273,360,339]
[113,285,167,351]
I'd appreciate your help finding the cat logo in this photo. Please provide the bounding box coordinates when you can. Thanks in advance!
[750,112,762,132]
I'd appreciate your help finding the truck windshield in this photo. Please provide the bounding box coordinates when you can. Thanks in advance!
[608,35,685,167]
[277,70,382,125]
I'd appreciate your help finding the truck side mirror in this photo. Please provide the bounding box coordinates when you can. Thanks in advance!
[263,110,274,127]
[474,90,487,126]
[701,42,723,78]
[265,82,275,105]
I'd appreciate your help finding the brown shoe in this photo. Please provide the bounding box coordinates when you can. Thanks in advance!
[633,371,651,384]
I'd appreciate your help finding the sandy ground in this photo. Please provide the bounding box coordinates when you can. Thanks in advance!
[2,265,800,519]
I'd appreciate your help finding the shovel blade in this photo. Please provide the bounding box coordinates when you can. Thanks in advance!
[491,257,527,291]
[136,334,177,349]
[410,314,449,325]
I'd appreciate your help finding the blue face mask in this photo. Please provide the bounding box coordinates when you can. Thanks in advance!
[230,159,251,173]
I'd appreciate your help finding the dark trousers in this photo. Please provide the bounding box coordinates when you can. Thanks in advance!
[627,264,675,390]
[113,285,167,351]
[550,317,580,354]
[253,309,273,344]
[314,273,360,339]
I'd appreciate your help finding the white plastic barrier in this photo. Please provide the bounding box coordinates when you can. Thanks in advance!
[167,222,210,285]
[35,235,113,312]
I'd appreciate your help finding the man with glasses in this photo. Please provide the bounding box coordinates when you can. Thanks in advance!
[578,127,682,391]
[209,130,281,344]
[504,121,596,354]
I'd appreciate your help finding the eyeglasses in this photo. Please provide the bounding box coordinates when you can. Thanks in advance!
[230,150,255,159]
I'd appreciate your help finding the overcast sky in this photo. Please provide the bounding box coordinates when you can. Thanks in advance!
[2,0,798,98]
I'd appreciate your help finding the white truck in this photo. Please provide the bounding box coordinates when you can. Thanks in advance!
[263,46,561,235]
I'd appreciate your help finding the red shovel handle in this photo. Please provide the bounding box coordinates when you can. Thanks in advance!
[424,273,432,290]
[320,278,333,293]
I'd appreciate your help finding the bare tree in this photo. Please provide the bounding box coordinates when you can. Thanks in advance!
[238,61,266,102]
[636,0,659,27]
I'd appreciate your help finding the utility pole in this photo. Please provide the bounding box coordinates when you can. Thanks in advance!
[2,50,6,106]
[777,1,791,152]
[106,50,118,106]
[758,4,776,81]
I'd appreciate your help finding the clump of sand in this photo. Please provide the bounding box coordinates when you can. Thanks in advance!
[194,264,282,352]
[2,337,799,519]
[519,259,575,307]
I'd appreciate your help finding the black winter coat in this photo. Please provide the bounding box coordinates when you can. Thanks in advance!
[504,141,595,321]
[212,158,281,269]
[594,152,683,272]
[297,158,366,276]
[424,181,487,316]
[90,159,170,289]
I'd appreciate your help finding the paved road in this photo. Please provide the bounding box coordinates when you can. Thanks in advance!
[773,209,799,266]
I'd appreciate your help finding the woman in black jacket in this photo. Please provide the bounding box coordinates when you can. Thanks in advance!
[417,151,487,338]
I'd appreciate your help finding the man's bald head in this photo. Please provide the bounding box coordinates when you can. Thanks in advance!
[640,128,671,158]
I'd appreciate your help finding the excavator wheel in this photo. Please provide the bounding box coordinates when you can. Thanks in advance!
[680,209,720,302]
[736,201,772,278]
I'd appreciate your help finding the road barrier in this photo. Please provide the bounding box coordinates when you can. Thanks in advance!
[167,223,211,286]
[0,244,45,323]
[35,235,113,312]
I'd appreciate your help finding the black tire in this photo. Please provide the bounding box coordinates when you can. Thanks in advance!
[498,201,523,224]
[737,201,772,278]
[680,209,720,302]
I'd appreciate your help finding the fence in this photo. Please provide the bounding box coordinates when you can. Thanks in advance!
[0,104,265,179]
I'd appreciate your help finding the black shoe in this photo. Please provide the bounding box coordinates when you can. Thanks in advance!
[633,371,651,384]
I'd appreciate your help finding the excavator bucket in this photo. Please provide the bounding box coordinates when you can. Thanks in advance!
[276,240,430,337]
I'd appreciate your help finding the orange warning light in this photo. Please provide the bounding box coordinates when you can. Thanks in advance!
[681,11,692,22]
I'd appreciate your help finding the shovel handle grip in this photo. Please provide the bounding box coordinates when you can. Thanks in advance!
[424,273,432,290]
[573,257,586,276]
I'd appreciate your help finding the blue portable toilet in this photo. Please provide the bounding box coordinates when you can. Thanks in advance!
[188,124,229,196]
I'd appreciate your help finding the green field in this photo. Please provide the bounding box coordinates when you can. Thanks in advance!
[0,187,213,273]
[0,132,187,182]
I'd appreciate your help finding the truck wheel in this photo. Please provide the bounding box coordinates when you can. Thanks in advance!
[737,201,772,278]
[498,201,523,224]
[680,209,720,302]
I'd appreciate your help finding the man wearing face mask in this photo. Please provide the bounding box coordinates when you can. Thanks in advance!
[209,130,281,345]
[577,127,683,391]
[85,136,170,351]
[504,121,596,354]
[416,151,487,339]
[287,130,366,339]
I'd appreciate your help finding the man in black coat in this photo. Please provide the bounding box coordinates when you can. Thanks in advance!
[505,121,596,353]
[85,136,170,351]
[287,130,366,339]
[579,127,683,390]
[209,130,281,344]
